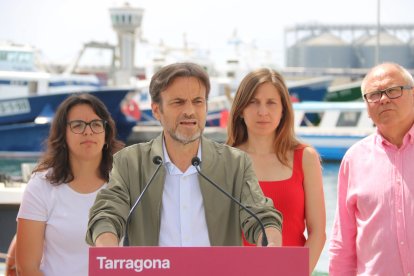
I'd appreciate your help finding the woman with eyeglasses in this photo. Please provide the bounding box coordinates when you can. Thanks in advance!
[15,93,124,276]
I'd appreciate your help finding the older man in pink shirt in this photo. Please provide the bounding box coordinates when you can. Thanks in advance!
[329,63,414,276]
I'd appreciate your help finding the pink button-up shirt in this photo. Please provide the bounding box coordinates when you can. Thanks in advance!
[329,124,414,276]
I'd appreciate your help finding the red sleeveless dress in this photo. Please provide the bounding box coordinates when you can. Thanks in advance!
[244,146,306,246]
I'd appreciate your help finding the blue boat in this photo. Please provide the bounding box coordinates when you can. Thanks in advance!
[287,76,333,102]
[0,88,137,156]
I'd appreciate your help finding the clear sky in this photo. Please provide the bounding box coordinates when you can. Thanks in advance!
[1,0,413,67]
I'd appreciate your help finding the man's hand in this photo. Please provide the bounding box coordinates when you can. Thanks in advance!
[257,227,282,247]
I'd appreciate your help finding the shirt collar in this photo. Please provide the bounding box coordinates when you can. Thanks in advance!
[375,123,414,147]
[162,139,202,175]
[375,128,389,147]
[407,123,414,144]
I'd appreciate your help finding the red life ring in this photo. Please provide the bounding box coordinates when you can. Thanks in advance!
[122,99,141,121]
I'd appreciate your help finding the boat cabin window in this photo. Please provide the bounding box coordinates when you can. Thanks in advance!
[336,111,361,127]
[300,112,322,126]
[0,50,35,71]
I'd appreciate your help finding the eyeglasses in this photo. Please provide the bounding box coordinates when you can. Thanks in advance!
[363,85,412,103]
[67,119,107,134]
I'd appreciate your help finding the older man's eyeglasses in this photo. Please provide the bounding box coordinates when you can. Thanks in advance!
[67,119,107,134]
[363,85,412,103]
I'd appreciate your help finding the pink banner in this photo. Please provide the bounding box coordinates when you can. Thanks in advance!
[89,246,308,275]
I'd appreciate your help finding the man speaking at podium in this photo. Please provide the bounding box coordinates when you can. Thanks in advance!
[86,62,283,247]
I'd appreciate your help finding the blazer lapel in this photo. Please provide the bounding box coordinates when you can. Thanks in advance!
[198,137,226,245]
[148,134,166,240]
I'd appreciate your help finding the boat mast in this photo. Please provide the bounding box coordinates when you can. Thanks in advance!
[375,0,381,65]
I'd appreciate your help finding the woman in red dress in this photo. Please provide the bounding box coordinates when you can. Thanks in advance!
[227,68,326,273]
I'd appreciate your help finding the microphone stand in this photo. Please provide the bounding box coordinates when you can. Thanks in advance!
[192,157,269,246]
[123,156,163,246]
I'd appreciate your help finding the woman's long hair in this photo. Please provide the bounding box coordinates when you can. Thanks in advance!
[34,93,124,184]
[227,68,301,167]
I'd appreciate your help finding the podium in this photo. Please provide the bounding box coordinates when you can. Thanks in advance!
[89,246,308,275]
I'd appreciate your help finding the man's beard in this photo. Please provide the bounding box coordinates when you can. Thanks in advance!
[160,111,205,145]
[166,125,202,145]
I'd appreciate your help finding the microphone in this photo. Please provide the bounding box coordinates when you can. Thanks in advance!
[191,157,269,246]
[123,155,163,246]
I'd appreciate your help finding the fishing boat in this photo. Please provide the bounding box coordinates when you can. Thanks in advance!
[324,80,363,102]
[287,76,334,102]
[294,101,374,160]
[0,41,102,100]
[0,41,137,157]
[0,88,137,157]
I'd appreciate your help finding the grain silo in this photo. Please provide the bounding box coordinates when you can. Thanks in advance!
[287,32,355,68]
[286,37,304,67]
[409,38,414,67]
[355,32,412,68]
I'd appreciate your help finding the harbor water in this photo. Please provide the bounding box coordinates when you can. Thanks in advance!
[0,158,340,275]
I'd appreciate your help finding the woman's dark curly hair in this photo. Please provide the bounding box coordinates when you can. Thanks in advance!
[33,93,124,185]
